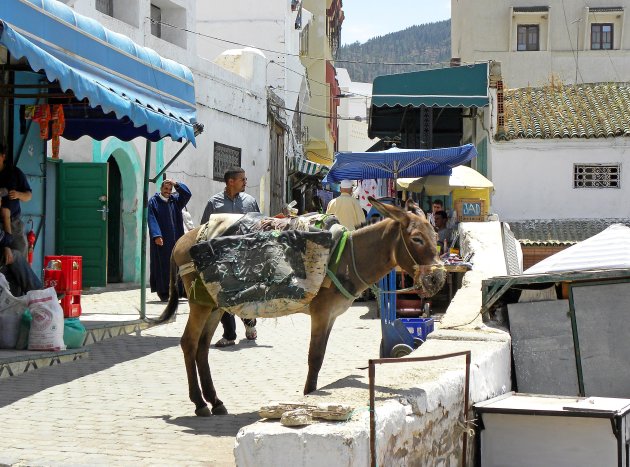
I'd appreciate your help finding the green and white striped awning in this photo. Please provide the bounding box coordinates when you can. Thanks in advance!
[289,156,329,177]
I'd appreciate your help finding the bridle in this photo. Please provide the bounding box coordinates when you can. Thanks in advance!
[396,224,445,292]
[344,223,444,297]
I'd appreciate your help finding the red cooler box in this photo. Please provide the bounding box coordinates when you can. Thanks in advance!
[43,255,82,318]
[44,255,82,293]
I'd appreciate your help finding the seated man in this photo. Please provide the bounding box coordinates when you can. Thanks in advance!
[0,224,41,296]
[434,210,451,255]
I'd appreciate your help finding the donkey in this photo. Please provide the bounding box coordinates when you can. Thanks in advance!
[153,197,446,416]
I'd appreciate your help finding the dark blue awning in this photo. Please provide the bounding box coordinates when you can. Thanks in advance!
[0,0,197,144]
[322,144,478,183]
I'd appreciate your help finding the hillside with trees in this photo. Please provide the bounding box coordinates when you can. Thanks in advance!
[337,20,451,83]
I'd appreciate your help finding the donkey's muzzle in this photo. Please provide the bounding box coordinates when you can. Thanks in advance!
[415,265,446,297]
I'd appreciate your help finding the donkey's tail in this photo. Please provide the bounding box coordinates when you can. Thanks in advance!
[151,254,179,324]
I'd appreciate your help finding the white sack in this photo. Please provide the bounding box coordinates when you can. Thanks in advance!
[27,287,65,351]
[0,273,28,349]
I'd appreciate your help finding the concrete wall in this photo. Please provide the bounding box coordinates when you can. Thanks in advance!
[196,0,307,135]
[489,139,630,220]
[336,68,376,153]
[234,221,513,466]
[452,0,630,87]
[301,0,337,165]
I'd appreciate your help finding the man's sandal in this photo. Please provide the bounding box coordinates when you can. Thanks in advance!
[215,338,235,348]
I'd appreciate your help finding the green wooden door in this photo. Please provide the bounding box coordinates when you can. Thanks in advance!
[57,163,108,287]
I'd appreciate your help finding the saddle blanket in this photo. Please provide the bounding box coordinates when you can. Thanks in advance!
[190,221,335,319]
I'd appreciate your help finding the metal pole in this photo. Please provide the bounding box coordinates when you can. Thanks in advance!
[368,351,472,467]
[150,140,190,184]
[140,140,152,319]
[369,361,376,467]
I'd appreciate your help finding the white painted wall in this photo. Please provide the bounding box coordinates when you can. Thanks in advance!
[336,68,376,152]
[196,0,307,129]
[452,0,630,87]
[489,139,630,221]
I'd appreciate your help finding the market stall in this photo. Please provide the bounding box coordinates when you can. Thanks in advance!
[323,144,478,357]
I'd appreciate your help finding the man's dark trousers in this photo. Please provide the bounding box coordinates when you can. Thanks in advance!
[221,312,256,340]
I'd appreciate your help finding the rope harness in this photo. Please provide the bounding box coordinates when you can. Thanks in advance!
[326,224,445,300]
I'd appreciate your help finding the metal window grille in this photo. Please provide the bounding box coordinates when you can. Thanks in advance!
[96,0,113,16]
[591,23,614,50]
[151,4,162,38]
[574,164,620,188]
[517,24,539,51]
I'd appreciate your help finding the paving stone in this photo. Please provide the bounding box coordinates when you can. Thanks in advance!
[0,287,383,465]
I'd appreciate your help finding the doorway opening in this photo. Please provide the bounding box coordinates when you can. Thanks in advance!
[107,155,122,283]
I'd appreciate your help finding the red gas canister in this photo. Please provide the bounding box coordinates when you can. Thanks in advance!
[27,229,36,265]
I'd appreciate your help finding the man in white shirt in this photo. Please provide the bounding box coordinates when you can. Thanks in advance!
[326,180,366,231]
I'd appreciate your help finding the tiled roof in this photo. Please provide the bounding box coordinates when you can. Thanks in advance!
[501,82,630,140]
[507,219,630,245]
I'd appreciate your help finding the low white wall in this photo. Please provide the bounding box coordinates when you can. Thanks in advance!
[235,222,513,466]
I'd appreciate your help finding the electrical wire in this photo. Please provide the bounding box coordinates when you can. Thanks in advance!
[561,0,585,84]
[269,102,367,121]
[581,1,622,82]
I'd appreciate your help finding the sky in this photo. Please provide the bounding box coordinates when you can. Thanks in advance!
[341,0,451,45]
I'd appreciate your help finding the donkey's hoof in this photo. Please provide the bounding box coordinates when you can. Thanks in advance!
[212,404,228,415]
[195,406,212,417]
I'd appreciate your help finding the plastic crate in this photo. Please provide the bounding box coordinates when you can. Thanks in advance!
[399,317,434,341]
[43,255,82,293]
[60,293,81,318]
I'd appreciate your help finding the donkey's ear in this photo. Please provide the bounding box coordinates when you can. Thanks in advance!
[405,198,426,218]
[368,196,408,225]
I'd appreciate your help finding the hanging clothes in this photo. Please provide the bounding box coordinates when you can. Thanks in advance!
[32,104,51,140]
[51,105,66,159]
[356,179,378,213]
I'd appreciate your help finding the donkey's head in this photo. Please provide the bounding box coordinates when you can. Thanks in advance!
[368,196,446,296]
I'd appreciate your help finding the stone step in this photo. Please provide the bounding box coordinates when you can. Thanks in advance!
[0,317,171,379]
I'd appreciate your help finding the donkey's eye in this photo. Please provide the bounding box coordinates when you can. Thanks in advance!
[411,237,424,246]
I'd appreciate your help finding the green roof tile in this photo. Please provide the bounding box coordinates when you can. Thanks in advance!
[502,82,630,141]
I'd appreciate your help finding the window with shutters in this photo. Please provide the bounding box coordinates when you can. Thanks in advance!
[517,25,539,51]
[591,23,614,50]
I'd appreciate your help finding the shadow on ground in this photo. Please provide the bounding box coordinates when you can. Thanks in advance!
[358,300,378,320]
[0,333,180,408]
[157,412,260,437]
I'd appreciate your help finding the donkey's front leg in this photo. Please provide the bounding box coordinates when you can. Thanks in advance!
[196,308,228,415]
[304,309,337,394]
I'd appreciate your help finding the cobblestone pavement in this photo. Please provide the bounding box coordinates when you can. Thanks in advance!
[0,288,382,466]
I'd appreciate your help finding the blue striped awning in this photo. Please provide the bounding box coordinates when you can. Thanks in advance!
[322,144,478,183]
[0,0,197,144]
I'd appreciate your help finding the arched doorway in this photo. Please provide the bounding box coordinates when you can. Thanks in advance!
[107,155,123,283]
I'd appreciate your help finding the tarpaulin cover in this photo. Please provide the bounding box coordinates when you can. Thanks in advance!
[191,230,333,319]
[525,224,630,274]
[0,0,197,143]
